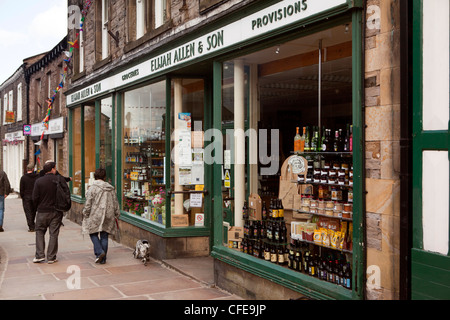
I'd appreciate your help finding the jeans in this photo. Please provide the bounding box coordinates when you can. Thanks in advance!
[0,195,5,226]
[35,211,63,261]
[89,231,109,261]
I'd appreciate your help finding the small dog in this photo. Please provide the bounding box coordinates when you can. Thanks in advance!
[133,239,150,266]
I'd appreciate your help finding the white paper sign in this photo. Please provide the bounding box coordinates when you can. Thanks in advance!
[190,193,203,208]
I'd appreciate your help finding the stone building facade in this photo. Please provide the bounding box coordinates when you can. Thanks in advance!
[62,0,447,300]
[364,0,401,299]
[25,37,70,177]
[0,65,29,191]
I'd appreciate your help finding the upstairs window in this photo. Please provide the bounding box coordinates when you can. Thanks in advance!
[127,0,170,45]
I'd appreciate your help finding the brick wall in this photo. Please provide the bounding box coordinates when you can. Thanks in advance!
[28,51,69,175]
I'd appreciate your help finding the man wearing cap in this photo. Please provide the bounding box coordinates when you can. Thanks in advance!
[32,161,70,264]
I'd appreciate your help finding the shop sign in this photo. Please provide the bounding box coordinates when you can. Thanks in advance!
[23,124,32,136]
[224,169,231,188]
[67,0,347,106]
[31,117,64,138]
[5,111,15,123]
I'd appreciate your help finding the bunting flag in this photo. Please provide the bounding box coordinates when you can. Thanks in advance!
[35,0,93,162]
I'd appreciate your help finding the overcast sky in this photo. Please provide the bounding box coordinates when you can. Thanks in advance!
[0,0,67,84]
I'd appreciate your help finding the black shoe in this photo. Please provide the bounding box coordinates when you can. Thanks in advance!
[0,226,4,232]
[95,252,106,263]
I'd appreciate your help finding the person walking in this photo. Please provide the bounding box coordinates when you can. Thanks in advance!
[0,169,11,232]
[20,164,39,232]
[32,161,70,264]
[82,168,120,264]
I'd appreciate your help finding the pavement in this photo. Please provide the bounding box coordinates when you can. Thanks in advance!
[0,195,243,300]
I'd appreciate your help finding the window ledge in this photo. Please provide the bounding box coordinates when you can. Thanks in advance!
[93,56,112,71]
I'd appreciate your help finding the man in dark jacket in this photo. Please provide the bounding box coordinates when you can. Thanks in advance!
[20,164,38,232]
[32,161,70,264]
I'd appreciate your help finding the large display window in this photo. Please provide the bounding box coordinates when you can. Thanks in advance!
[70,97,115,197]
[217,22,359,298]
[121,81,167,224]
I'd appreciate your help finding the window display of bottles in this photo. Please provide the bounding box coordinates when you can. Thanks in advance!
[287,241,352,289]
[240,198,289,266]
[237,194,352,290]
[123,132,166,222]
[288,123,354,289]
[294,124,352,153]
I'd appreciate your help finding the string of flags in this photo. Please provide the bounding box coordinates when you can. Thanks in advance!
[35,0,93,162]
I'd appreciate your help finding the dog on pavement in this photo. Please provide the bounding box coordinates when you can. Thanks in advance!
[133,239,150,266]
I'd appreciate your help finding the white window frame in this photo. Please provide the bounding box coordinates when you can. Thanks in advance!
[136,0,146,39]
[3,94,7,124]
[154,0,167,29]
[17,83,22,121]
[102,0,110,60]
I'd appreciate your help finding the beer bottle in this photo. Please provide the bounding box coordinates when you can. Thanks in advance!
[278,199,284,220]
[308,254,316,277]
[303,249,310,273]
[280,222,287,244]
[277,246,285,265]
[344,263,352,289]
[288,248,294,269]
[270,246,277,263]
[333,260,340,284]
[284,246,289,266]
[274,221,280,243]
[339,262,345,287]
[304,126,311,151]
[264,244,271,262]
[262,201,268,220]
[266,219,273,241]
[327,258,334,283]
[294,250,301,271]
[272,199,279,221]
[268,199,273,220]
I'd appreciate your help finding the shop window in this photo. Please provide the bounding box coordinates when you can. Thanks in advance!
[170,79,205,227]
[222,24,353,289]
[72,108,82,196]
[71,101,114,197]
[84,105,96,190]
[100,97,114,184]
[122,81,166,224]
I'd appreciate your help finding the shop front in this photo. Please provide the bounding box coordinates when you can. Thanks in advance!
[30,117,67,174]
[2,130,25,191]
[66,0,363,299]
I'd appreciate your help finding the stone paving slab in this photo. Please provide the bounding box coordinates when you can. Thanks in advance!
[0,196,243,300]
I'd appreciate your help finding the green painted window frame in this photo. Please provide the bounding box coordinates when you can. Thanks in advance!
[210,7,365,301]
[68,95,115,202]
[411,0,450,300]
[116,77,212,238]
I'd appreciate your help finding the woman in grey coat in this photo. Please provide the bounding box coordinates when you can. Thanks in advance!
[82,168,120,264]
